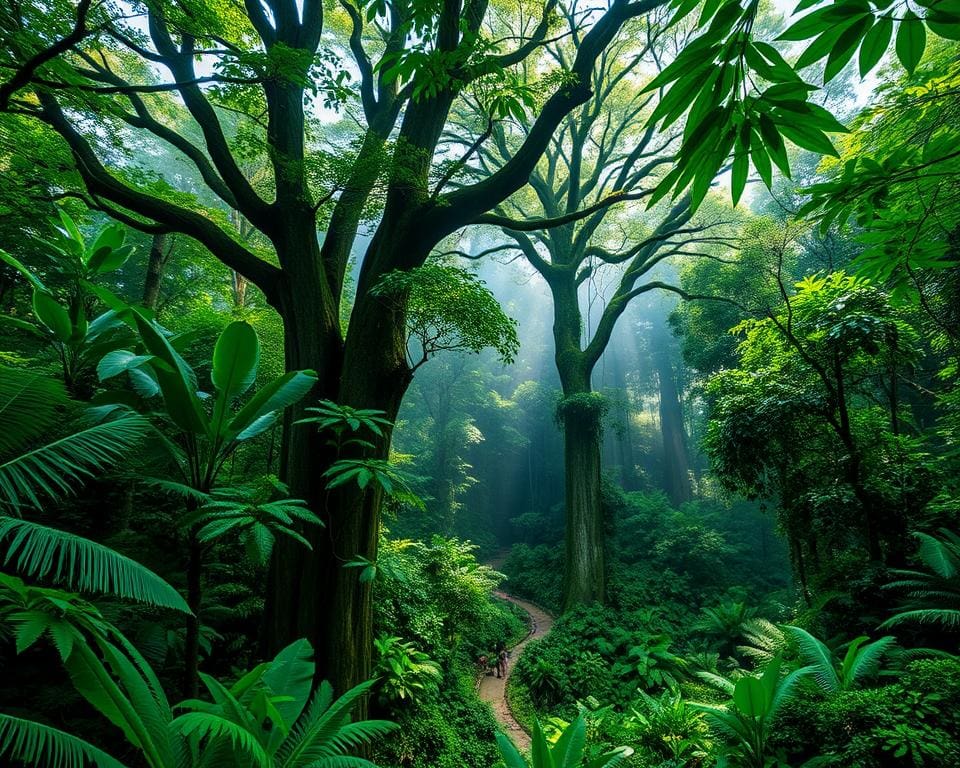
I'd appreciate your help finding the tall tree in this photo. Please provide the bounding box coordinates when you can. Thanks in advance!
[3,0,951,691]
[0,0,682,692]
[463,13,730,608]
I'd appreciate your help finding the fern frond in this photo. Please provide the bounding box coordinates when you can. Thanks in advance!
[0,518,189,613]
[0,713,129,768]
[0,412,150,511]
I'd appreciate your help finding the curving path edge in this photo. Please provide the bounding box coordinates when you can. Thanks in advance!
[478,591,554,753]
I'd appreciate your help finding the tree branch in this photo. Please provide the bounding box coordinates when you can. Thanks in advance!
[0,0,93,110]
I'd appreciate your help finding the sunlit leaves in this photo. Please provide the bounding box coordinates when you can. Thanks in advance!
[859,15,893,75]
[652,0,960,210]
[372,264,519,365]
[896,10,927,73]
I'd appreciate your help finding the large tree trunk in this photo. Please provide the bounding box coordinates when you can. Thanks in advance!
[560,394,605,609]
[264,225,414,709]
[656,348,692,505]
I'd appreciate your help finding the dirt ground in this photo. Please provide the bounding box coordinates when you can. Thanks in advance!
[478,591,554,753]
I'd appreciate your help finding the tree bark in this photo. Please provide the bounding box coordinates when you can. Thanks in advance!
[560,396,605,609]
[142,232,172,310]
[656,348,692,505]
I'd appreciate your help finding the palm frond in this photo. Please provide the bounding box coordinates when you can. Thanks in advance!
[782,626,839,693]
[278,679,392,768]
[915,531,960,579]
[0,368,67,457]
[880,608,960,628]
[0,518,189,613]
[0,713,130,768]
[843,636,895,687]
[172,712,271,768]
[302,757,380,768]
[694,670,735,694]
[0,412,150,511]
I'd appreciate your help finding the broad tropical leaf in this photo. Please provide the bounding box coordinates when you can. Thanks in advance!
[225,369,317,442]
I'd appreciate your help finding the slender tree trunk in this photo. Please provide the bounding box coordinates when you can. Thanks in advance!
[656,349,692,505]
[183,528,202,698]
[142,232,171,310]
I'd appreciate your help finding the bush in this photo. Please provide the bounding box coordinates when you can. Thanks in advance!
[771,659,960,767]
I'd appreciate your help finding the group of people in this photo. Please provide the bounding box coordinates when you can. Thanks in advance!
[478,640,510,679]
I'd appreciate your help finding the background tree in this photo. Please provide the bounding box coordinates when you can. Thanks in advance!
[461,12,734,608]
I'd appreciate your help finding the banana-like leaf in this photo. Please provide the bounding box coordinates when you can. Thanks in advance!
[211,322,260,400]
[131,310,207,436]
[495,732,528,768]
[33,290,73,342]
[225,369,317,443]
[553,713,587,768]
[210,322,260,440]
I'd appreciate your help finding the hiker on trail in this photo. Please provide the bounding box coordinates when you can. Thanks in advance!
[495,641,508,678]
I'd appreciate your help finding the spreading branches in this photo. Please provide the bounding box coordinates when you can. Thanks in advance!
[0,0,94,110]
[472,189,652,231]
[37,93,282,302]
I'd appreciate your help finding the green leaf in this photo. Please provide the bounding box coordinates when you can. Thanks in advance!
[0,518,190,612]
[0,713,130,768]
[859,15,893,75]
[32,290,72,342]
[0,249,46,291]
[776,122,838,156]
[750,131,773,189]
[225,369,317,442]
[732,143,749,206]
[131,310,208,436]
[896,10,926,73]
[88,245,132,276]
[97,350,154,381]
[823,16,872,81]
[261,639,314,737]
[89,224,124,256]
[733,675,769,717]
[758,114,791,176]
[211,322,260,400]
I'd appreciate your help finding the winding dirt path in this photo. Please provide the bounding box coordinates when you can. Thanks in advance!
[479,591,554,752]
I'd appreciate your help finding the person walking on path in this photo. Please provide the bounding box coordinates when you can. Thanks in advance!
[495,641,508,678]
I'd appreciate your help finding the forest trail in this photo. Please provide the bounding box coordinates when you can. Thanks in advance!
[479,591,554,753]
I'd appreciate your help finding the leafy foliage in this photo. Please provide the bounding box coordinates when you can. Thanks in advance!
[372,265,519,367]
[882,529,960,629]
